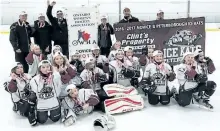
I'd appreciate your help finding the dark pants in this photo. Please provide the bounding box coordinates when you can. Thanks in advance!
[54,42,69,57]
[175,81,216,107]
[100,47,110,57]
[37,107,61,124]
[148,94,171,105]
[95,89,112,112]
[15,52,29,73]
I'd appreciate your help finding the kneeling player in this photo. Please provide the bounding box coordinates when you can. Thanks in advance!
[61,84,99,126]
[140,50,176,105]
[6,62,35,125]
[173,51,216,110]
[29,60,62,125]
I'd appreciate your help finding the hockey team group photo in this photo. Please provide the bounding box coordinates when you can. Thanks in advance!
[1,0,218,130]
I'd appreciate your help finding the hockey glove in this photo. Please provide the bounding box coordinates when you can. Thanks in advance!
[74,105,83,114]
[195,74,208,83]
[167,72,176,81]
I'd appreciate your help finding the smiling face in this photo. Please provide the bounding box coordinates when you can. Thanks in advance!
[38,16,45,23]
[184,54,194,65]
[34,46,41,55]
[116,51,124,60]
[148,48,154,57]
[125,50,133,57]
[154,54,163,63]
[69,88,78,98]
[15,64,24,74]
[54,55,64,66]
[114,41,121,50]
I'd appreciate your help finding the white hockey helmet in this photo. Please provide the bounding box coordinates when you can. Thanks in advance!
[85,57,95,65]
[123,46,133,52]
[52,45,62,54]
[153,50,163,57]
[115,49,124,55]
[93,114,116,131]
[194,49,204,57]
[182,52,193,60]
[19,11,27,16]
[38,60,51,68]
[91,45,100,51]
[65,84,77,94]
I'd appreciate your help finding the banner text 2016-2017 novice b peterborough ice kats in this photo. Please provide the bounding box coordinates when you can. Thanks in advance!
[66,6,100,61]
[114,17,205,66]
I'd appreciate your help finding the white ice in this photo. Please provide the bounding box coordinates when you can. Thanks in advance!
[0,28,220,131]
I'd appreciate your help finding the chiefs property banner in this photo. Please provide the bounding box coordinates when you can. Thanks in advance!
[114,17,205,65]
[66,6,99,61]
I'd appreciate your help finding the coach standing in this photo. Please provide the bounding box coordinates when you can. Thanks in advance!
[46,0,69,57]
[119,7,139,23]
[9,11,32,73]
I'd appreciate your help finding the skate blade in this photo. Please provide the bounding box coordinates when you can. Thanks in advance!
[198,105,214,112]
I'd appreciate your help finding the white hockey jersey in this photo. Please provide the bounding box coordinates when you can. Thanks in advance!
[143,63,172,95]
[62,89,98,116]
[80,67,106,90]
[8,74,32,102]
[174,64,198,91]
[109,59,133,87]
[30,72,61,111]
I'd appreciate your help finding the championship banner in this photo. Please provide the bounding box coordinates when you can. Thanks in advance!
[66,6,99,61]
[114,17,205,65]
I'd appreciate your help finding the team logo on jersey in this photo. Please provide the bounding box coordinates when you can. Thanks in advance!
[39,85,54,99]
[152,73,166,86]
[164,30,202,47]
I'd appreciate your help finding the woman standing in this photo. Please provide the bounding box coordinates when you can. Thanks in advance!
[98,15,114,57]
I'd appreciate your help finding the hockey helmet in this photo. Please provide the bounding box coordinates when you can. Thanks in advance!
[52,45,62,54]
[91,45,100,51]
[182,52,193,60]
[10,62,22,73]
[152,50,163,57]
[93,114,116,131]
[65,84,77,94]
[38,60,51,68]
[194,49,204,57]
[123,46,133,52]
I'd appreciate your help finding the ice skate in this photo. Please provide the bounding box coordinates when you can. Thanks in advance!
[193,94,214,111]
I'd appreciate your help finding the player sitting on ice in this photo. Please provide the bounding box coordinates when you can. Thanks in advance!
[123,46,141,88]
[172,50,216,110]
[80,57,109,110]
[91,45,110,73]
[69,51,84,74]
[139,47,154,72]
[5,62,33,115]
[47,45,62,64]
[140,50,176,105]
[25,44,45,77]
[52,51,77,98]
[108,41,121,61]
[29,60,62,126]
[109,49,138,87]
[61,84,99,126]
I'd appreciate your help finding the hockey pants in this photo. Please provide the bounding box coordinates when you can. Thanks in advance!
[37,106,61,124]
[95,89,113,112]
[176,81,216,107]
[148,94,171,105]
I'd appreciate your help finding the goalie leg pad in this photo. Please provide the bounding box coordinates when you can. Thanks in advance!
[103,84,138,97]
[104,95,144,114]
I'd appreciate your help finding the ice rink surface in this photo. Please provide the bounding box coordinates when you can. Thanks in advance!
[0,30,219,131]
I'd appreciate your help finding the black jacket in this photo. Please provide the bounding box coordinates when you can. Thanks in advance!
[98,23,114,48]
[119,16,139,23]
[32,20,52,51]
[9,20,32,52]
[46,5,68,44]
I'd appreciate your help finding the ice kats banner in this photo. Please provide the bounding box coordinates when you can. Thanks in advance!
[66,6,99,61]
[114,17,205,65]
